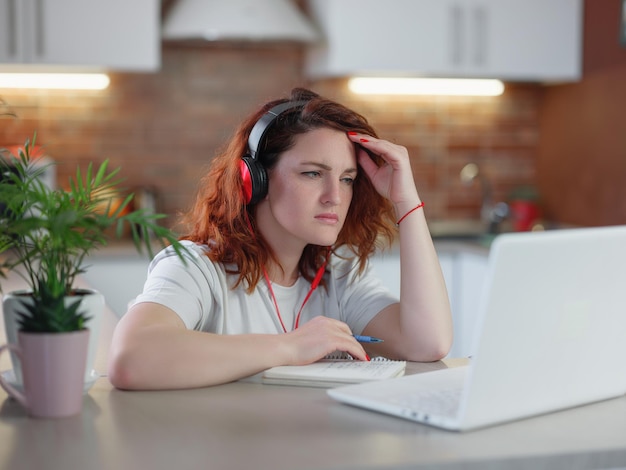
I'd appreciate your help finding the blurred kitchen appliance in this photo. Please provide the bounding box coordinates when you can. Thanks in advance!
[1,144,56,188]
[132,186,159,239]
[460,162,508,234]
[1,144,56,218]
[133,186,158,215]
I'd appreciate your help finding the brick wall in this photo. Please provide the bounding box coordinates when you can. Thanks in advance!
[1,44,541,231]
[313,80,541,221]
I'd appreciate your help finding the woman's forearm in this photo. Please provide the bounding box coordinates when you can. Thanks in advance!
[397,202,453,359]
[108,305,289,390]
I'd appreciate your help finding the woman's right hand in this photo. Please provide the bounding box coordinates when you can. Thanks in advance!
[281,316,369,365]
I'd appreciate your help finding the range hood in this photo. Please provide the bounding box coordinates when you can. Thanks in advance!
[162,0,319,43]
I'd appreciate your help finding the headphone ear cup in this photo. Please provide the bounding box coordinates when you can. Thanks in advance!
[240,156,268,205]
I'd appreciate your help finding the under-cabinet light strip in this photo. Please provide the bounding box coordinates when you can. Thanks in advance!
[0,73,110,90]
[349,77,505,96]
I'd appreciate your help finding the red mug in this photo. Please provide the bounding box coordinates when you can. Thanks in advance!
[509,200,540,232]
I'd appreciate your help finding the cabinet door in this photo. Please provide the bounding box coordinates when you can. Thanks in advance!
[0,0,159,71]
[0,0,24,63]
[469,0,582,81]
[306,0,450,78]
[82,256,151,317]
[453,251,489,357]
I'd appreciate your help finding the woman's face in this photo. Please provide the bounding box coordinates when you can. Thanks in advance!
[256,127,357,252]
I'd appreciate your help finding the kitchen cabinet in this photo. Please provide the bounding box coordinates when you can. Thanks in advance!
[305,0,582,82]
[449,250,489,357]
[82,248,152,317]
[0,0,159,71]
[437,247,490,358]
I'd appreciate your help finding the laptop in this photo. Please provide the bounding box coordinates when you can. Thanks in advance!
[328,225,626,431]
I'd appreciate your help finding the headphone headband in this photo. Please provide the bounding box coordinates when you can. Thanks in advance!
[247,100,307,160]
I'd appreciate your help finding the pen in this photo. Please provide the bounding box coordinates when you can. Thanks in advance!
[353,335,384,343]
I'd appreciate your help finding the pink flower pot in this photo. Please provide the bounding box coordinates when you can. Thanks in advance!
[0,330,90,418]
[2,289,104,392]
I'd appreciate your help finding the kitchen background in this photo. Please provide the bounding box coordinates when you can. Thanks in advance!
[0,0,625,232]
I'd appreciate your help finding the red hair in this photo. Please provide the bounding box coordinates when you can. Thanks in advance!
[180,88,396,292]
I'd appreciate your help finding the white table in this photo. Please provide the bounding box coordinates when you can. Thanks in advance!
[1,272,626,470]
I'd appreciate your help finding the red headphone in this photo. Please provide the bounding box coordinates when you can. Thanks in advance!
[240,101,306,205]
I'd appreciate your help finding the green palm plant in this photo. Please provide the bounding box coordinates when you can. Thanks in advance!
[0,134,186,332]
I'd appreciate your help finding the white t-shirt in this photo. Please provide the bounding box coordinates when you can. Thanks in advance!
[133,241,398,335]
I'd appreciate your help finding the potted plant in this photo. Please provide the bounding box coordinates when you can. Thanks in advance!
[0,134,186,417]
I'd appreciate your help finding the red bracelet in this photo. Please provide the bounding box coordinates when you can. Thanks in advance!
[396,202,425,225]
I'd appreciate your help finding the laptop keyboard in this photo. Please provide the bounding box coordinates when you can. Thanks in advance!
[388,387,463,419]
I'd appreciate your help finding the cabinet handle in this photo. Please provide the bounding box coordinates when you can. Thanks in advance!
[34,0,45,57]
[472,5,487,67]
[7,0,17,57]
[449,4,465,67]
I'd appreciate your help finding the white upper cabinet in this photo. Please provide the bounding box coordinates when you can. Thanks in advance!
[305,0,582,82]
[0,0,160,71]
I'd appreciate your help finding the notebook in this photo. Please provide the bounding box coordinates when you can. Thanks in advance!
[262,357,406,388]
[328,225,626,431]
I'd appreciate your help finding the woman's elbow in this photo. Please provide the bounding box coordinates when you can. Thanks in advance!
[421,319,454,361]
[108,350,143,390]
[406,334,453,362]
[426,339,452,362]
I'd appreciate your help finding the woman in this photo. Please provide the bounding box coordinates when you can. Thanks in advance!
[108,88,452,390]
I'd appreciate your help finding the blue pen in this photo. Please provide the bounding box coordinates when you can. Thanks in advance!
[353,335,384,343]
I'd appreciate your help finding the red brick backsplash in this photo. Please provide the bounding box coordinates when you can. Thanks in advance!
[0,45,540,231]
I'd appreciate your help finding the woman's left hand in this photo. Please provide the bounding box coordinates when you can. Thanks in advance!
[348,133,419,207]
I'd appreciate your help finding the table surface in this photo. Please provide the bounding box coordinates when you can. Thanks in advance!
[1,273,626,470]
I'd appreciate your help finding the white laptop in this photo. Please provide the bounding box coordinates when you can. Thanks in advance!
[328,225,626,431]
